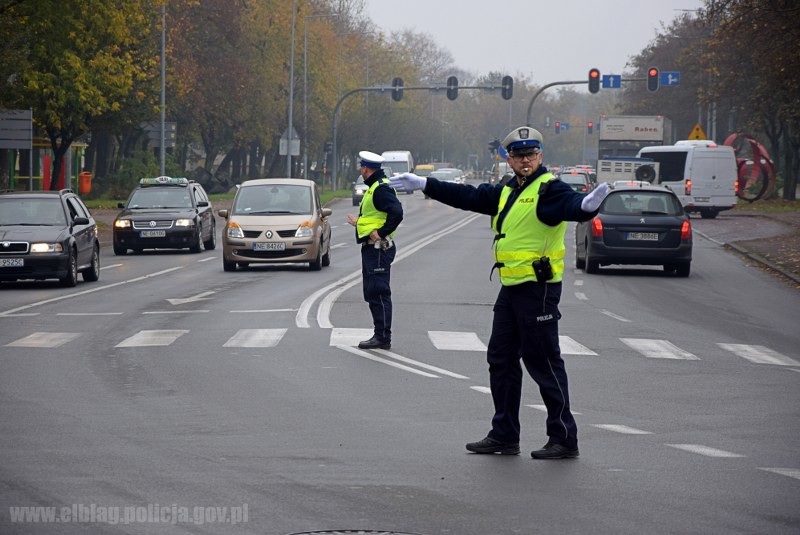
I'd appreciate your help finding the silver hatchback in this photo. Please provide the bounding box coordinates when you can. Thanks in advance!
[218,178,332,271]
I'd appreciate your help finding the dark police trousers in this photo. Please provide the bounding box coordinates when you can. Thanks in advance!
[485,280,578,448]
[361,242,396,342]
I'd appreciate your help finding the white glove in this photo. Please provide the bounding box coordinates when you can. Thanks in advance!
[389,172,427,193]
[581,182,610,212]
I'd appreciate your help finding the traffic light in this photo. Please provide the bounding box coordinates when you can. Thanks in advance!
[588,68,600,94]
[554,121,561,134]
[488,139,500,153]
[324,141,332,153]
[501,75,513,100]
[446,76,458,100]
[392,77,404,101]
[647,67,659,92]
[587,121,593,134]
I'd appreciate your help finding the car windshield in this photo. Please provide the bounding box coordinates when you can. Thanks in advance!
[0,197,67,226]
[233,184,312,215]
[128,188,194,209]
[382,161,409,175]
[602,191,682,215]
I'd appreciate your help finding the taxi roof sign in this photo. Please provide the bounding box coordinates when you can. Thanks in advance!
[139,176,189,186]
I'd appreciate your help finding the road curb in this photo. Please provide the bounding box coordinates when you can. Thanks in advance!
[723,242,800,284]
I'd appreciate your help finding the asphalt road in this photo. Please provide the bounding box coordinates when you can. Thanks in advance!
[0,190,798,535]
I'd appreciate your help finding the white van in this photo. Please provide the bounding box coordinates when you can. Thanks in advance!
[638,140,738,219]
[381,150,415,194]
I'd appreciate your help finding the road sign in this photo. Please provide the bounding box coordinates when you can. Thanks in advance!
[661,71,680,87]
[688,123,706,140]
[602,75,621,89]
[280,126,300,156]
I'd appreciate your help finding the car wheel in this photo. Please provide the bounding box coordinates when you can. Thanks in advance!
[113,242,127,256]
[223,258,236,272]
[700,209,718,219]
[59,249,78,287]
[575,240,586,270]
[189,224,203,253]
[82,244,100,282]
[585,244,600,274]
[309,243,323,271]
[676,263,691,277]
[203,219,217,250]
[322,241,331,267]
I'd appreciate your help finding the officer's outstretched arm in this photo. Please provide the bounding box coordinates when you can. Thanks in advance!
[581,182,610,212]
[389,173,426,193]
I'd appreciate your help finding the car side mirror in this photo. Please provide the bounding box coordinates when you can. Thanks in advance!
[117,202,125,209]
[321,208,332,218]
[217,209,228,218]
[73,217,90,226]
[197,201,209,207]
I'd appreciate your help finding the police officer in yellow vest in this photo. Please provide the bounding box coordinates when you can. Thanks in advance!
[389,127,609,459]
[346,151,404,350]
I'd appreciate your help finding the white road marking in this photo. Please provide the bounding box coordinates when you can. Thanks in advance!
[198,257,216,263]
[329,327,374,347]
[56,312,124,316]
[223,329,287,348]
[717,343,799,366]
[758,468,800,481]
[525,404,582,415]
[574,292,588,300]
[115,330,188,347]
[621,338,699,360]
[666,444,745,458]
[142,310,209,314]
[230,308,297,313]
[428,331,486,351]
[100,263,123,270]
[373,348,470,379]
[0,266,183,316]
[573,280,584,286]
[560,336,597,355]
[334,345,438,378]
[299,213,483,329]
[331,243,348,249]
[600,309,632,322]
[471,386,491,394]
[592,424,653,435]
[166,290,215,305]
[0,313,39,317]
[5,332,81,348]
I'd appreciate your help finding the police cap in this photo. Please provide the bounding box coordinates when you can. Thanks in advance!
[358,151,385,168]
[502,127,543,155]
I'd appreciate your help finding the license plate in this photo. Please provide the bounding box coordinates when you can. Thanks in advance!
[627,232,659,241]
[140,230,166,238]
[694,196,710,202]
[254,242,285,251]
[1,258,24,267]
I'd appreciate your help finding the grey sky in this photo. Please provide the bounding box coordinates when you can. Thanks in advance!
[364,0,704,86]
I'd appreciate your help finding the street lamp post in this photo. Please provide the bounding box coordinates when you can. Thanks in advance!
[286,0,296,177]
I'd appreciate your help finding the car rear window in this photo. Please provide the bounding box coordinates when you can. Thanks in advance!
[602,191,682,215]
[560,174,589,185]
[0,197,67,226]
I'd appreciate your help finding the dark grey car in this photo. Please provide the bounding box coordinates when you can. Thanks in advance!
[575,183,693,276]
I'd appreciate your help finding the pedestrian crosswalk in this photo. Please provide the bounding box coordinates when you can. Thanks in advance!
[2,328,797,368]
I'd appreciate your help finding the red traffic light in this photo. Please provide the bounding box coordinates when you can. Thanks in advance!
[554,121,561,134]
[588,68,600,94]
[587,121,594,134]
[647,67,659,92]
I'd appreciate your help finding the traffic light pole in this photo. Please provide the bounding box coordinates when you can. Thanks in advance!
[525,77,647,127]
[332,83,510,188]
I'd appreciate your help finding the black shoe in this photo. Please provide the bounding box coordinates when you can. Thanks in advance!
[466,436,520,455]
[358,336,391,350]
[530,443,579,459]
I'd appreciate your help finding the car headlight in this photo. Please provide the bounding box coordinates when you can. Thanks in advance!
[30,243,63,253]
[295,221,314,238]
[175,218,193,227]
[226,222,244,239]
[114,219,131,229]
[355,189,364,196]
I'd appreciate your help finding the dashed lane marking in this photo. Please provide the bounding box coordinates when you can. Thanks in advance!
[560,336,597,355]
[428,331,486,351]
[115,330,188,348]
[666,444,745,458]
[5,332,81,348]
[223,329,287,348]
[758,468,800,481]
[591,424,653,435]
[717,343,799,366]
[621,338,699,360]
[525,404,582,415]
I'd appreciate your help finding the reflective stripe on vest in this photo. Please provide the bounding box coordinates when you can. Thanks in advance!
[357,178,395,239]
[491,173,566,285]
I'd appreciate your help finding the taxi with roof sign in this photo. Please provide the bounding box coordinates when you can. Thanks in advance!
[112,176,216,255]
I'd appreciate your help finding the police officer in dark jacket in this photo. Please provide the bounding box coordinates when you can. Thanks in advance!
[347,151,404,350]
[390,127,609,459]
